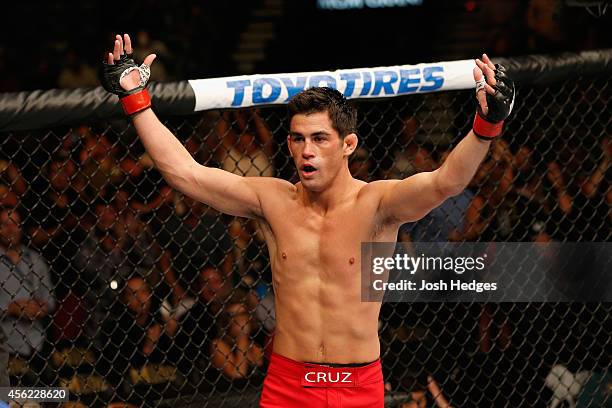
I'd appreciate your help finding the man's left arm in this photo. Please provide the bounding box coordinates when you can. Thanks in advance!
[379,54,515,224]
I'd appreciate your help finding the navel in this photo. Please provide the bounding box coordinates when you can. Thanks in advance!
[281,252,287,259]
[349,257,355,265]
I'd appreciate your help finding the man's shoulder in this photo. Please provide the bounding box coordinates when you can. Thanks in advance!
[358,179,399,198]
[249,176,296,198]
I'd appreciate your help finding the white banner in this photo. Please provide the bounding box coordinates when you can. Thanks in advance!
[188,59,476,112]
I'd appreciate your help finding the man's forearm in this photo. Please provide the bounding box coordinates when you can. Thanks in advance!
[438,53,513,196]
[437,130,490,196]
[131,108,197,185]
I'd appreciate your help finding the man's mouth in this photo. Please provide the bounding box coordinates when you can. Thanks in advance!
[301,164,318,176]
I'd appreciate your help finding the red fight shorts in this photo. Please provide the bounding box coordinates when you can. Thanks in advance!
[260,352,384,408]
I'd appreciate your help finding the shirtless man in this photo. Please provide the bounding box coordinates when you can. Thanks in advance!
[101,34,514,407]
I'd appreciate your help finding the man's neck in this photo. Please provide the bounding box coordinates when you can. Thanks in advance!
[300,168,356,214]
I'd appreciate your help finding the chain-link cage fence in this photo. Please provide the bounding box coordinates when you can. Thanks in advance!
[0,51,610,407]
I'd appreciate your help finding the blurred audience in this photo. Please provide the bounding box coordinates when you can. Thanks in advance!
[349,146,375,181]
[388,115,437,180]
[57,50,98,89]
[214,110,275,177]
[394,376,452,408]
[525,0,566,52]
[230,218,271,291]
[399,149,474,242]
[0,160,27,198]
[210,302,263,379]
[168,266,228,378]
[0,0,608,93]
[73,201,133,346]
[101,276,174,396]
[0,206,55,384]
[152,193,234,305]
[132,30,170,83]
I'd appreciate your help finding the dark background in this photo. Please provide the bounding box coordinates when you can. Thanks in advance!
[0,0,610,92]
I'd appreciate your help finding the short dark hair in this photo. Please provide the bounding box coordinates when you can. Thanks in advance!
[288,87,358,137]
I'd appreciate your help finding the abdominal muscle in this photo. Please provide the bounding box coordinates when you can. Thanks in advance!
[270,258,383,364]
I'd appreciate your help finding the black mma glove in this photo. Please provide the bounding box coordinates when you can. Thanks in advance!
[473,64,515,140]
[100,53,152,116]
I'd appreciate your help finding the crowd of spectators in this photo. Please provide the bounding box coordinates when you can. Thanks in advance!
[0,102,609,405]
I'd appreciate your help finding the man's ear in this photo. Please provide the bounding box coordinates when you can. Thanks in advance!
[343,133,358,157]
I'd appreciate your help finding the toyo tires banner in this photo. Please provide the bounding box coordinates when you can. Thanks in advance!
[188,59,476,111]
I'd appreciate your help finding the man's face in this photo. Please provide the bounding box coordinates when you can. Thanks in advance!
[123,278,152,316]
[0,210,22,247]
[288,111,352,192]
[200,267,224,303]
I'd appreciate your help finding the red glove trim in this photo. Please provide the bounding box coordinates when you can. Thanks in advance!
[120,89,151,116]
[473,112,504,140]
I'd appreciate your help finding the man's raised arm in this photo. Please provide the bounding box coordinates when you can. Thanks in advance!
[101,33,263,219]
[379,54,515,224]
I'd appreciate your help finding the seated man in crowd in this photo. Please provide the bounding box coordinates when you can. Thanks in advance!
[73,201,134,346]
[166,266,227,381]
[153,193,234,305]
[210,302,263,380]
[0,206,55,385]
[100,276,175,400]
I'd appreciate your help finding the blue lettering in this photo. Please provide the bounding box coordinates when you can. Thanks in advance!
[420,66,444,92]
[340,72,360,97]
[372,70,398,96]
[398,68,420,94]
[360,71,372,96]
[253,78,282,104]
[308,75,337,89]
[282,77,308,101]
[227,80,252,106]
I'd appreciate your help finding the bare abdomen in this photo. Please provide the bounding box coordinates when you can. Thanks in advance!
[271,280,382,364]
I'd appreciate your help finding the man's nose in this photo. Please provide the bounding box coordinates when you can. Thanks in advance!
[302,140,315,158]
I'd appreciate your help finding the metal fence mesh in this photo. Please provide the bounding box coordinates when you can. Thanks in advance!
[0,74,610,407]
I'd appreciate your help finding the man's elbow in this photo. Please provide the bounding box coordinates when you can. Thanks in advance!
[432,168,467,198]
[436,180,466,199]
[163,162,198,192]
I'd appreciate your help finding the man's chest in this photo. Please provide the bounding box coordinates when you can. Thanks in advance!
[263,200,391,268]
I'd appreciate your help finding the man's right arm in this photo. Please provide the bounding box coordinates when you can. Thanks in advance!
[102,34,264,219]
[132,109,264,218]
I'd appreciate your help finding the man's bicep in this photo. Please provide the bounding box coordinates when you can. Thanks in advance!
[178,164,263,218]
[379,170,448,224]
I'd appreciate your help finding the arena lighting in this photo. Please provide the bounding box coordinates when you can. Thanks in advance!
[317,0,423,10]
